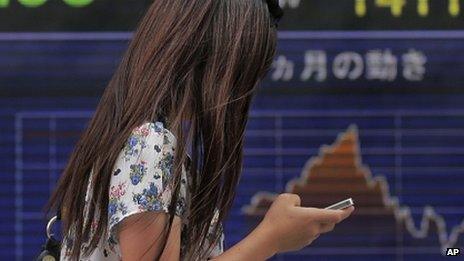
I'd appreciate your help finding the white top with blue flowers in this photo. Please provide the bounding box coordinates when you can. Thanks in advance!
[60,121,225,260]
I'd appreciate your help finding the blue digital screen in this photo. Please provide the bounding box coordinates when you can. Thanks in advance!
[1,1,464,260]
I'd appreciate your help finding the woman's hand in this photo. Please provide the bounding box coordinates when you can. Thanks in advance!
[211,193,354,261]
[256,193,355,255]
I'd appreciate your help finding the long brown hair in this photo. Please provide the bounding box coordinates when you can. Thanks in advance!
[44,0,278,259]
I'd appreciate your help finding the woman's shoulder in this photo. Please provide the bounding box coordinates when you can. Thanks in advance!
[130,120,176,145]
[132,120,173,136]
[106,120,188,245]
[121,120,176,160]
[115,120,179,188]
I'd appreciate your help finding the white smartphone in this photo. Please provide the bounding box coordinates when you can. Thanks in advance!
[324,198,354,210]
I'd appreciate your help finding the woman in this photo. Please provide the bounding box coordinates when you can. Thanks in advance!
[45,0,354,260]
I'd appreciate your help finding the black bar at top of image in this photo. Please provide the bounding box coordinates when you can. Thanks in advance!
[1,0,464,31]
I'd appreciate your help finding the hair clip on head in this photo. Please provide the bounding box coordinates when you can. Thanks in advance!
[265,0,284,27]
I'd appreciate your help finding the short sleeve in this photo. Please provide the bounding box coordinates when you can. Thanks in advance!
[106,121,183,244]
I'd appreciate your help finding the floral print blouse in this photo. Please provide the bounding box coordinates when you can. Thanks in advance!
[60,121,225,260]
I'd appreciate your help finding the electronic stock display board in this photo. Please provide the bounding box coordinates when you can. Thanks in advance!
[1,1,464,260]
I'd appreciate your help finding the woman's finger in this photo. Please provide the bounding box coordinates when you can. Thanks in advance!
[319,222,335,233]
[294,207,346,223]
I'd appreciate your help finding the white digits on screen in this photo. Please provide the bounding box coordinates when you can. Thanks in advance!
[402,49,427,81]
[272,55,295,82]
[301,51,327,82]
[278,0,300,9]
[365,49,398,81]
[333,52,364,80]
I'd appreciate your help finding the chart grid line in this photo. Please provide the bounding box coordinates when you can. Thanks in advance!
[13,109,464,259]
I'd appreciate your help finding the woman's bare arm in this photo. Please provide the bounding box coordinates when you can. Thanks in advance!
[117,212,181,261]
[118,212,274,261]
[211,221,278,260]
[117,194,354,261]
